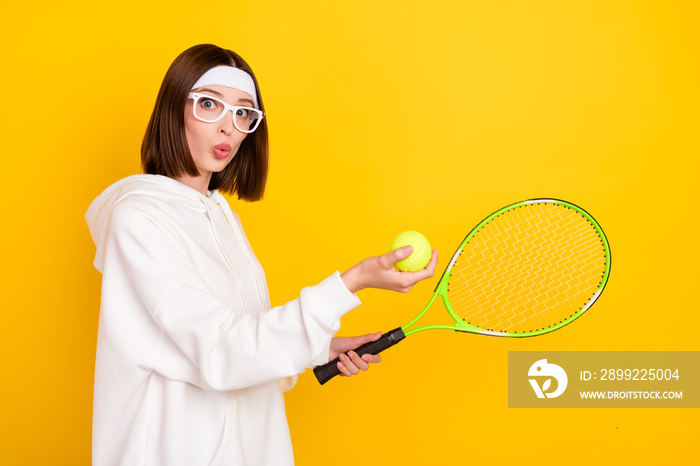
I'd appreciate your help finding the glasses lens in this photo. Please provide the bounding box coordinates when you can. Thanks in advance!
[192,94,262,132]
[193,96,225,122]
[233,107,263,133]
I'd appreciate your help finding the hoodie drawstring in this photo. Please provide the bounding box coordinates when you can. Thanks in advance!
[202,201,251,315]
[215,201,269,311]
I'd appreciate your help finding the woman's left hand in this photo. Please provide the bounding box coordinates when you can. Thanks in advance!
[329,332,383,377]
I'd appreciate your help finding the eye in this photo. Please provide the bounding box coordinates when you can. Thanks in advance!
[201,98,217,109]
[236,108,250,118]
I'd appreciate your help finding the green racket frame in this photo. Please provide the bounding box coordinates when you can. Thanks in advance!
[403,198,611,338]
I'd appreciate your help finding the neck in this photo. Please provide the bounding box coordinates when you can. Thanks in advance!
[174,172,212,196]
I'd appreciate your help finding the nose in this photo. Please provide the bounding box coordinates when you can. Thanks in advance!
[218,109,236,135]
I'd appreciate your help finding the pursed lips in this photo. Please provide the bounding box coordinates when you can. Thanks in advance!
[213,143,232,159]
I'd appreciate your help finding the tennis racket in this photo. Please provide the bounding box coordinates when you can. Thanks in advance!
[314,198,611,385]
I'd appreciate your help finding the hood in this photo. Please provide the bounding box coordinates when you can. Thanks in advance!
[86,174,221,273]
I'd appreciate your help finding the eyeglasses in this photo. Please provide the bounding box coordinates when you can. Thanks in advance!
[187,92,264,133]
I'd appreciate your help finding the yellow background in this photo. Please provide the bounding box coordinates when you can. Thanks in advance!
[1,0,698,464]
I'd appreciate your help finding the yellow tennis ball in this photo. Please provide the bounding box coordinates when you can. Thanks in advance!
[391,231,431,272]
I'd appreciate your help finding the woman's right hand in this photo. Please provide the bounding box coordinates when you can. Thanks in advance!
[340,246,438,294]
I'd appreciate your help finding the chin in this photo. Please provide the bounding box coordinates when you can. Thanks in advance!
[213,155,236,168]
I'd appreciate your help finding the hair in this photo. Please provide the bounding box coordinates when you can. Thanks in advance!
[141,44,269,201]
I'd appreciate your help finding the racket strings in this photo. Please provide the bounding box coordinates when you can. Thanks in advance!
[447,203,607,334]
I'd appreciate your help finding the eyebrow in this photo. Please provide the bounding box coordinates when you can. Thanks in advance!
[198,87,255,107]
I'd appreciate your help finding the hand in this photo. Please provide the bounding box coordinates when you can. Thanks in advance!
[341,246,438,294]
[330,332,383,377]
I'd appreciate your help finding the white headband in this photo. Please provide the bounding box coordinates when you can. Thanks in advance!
[192,66,259,109]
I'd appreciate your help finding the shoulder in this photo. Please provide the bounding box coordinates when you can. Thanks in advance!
[109,192,206,245]
[109,196,166,237]
[106,197,194,260]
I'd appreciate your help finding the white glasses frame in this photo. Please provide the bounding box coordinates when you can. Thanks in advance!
[187,92,264,134]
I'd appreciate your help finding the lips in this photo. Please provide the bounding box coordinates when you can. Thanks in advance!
[213,143,232,159]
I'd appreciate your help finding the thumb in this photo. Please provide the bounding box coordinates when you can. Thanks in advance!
[391,245,413,263]
[355,331,382,346]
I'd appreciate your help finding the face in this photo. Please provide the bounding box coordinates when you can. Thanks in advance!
[184,85,254,179]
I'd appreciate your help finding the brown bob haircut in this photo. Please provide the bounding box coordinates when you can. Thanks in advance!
[141,44,268,201]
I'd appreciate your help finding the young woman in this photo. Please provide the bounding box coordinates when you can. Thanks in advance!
[85,44,437,465]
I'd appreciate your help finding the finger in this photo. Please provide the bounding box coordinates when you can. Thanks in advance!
[384,245,413,267]
[404,249,439,283]
[361,353,382,364]
[348,351,370,371]
[337,360,353,377]
[339,353,360,375]
[425,249,439,273]
[356,331,382,345]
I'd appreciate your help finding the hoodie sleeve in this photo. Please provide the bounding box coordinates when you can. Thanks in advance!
[106,196,360,391]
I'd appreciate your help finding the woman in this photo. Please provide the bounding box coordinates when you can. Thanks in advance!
[85,44,437,465]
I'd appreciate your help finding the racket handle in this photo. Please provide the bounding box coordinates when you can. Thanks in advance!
[313,328,406,385]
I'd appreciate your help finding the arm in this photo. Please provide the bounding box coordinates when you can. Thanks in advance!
[107,198,360,391]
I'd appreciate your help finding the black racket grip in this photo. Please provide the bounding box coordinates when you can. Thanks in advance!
[313,328,406,385]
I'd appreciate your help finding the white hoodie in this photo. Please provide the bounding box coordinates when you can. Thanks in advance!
[85,174,361,465]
